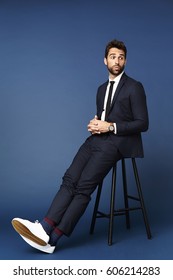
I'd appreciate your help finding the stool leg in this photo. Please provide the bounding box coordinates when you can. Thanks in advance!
[108,165,117,245]
[121,159,130,229]
[90,182,103,234]
[132,158,152,239]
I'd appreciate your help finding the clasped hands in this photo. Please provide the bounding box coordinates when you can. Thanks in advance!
[87,115,110,134]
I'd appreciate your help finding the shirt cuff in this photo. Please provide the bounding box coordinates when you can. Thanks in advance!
[113,123,117,134]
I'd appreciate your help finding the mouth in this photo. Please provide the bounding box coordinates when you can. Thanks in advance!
[113,66,120,71]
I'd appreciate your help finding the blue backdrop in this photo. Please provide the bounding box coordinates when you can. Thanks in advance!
[0,0,173,260]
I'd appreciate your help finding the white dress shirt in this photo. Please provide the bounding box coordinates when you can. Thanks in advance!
[101,71,124,134]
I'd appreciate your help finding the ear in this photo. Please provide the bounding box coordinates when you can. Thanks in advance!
[104,57,107,66]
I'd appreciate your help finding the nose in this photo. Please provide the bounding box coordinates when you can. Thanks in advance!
[114,57,119,64]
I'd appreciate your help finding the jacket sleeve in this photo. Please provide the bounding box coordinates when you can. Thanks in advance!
[116,82,149,135]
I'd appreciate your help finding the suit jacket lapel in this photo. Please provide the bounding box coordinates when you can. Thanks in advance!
[110,73,127,108]
[98,81,108,117]
[101,81,108,103]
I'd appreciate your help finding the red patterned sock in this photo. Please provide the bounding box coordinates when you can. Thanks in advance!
[40,217,56,235]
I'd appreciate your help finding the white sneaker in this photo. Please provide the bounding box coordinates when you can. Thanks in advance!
[12,218,49,246]
[21,236,55,254]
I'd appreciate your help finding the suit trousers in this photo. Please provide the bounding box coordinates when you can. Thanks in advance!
[46,133,122,236]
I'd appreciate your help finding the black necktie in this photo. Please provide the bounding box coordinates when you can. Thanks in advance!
[105,81,115,121]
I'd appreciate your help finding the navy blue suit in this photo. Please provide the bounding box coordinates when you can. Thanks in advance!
[46,73,149,236]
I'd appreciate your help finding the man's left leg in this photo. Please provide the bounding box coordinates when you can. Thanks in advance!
[55,136,122,237]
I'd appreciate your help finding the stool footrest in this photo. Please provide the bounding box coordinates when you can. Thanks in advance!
[114,207,141,214]
[96,211,110,218]
[127,195,140,201]
[96,207,142,219]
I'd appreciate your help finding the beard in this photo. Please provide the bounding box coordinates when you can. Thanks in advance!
[107,64,125,77]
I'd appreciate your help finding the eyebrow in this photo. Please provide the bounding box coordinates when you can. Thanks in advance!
[109,53,125,57]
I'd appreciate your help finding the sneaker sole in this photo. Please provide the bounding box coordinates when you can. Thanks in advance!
[21,236,55,254]
[12,220,47,246]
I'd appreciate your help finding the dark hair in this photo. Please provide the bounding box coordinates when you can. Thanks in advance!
[104,39,127,58]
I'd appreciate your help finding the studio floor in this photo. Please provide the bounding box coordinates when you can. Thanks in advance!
[1,212,173,260]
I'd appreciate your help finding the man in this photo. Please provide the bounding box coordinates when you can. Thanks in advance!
[12,39,149,253]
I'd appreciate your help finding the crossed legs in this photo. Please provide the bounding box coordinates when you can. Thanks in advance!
[12,134,122,253]
[46,135,122,236]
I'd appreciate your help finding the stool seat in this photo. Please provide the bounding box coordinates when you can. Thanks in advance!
[90,158,152,245]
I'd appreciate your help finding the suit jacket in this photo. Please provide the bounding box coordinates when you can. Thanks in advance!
[96,73,149,158]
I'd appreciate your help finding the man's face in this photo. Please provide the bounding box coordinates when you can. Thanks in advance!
[104,47,126,78]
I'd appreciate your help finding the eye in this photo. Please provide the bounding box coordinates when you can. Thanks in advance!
[119,56,124,60]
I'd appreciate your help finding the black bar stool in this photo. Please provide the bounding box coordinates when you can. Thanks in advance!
[90,158,152,245]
